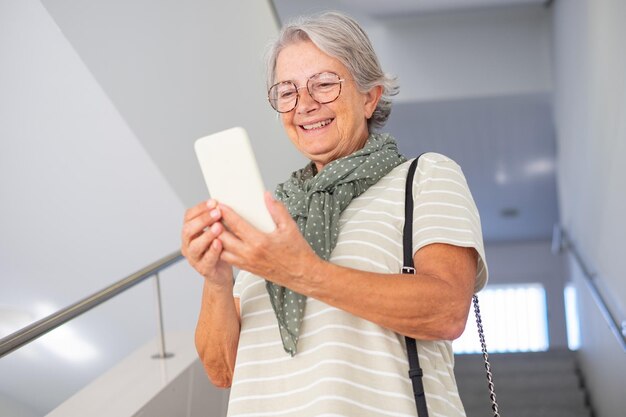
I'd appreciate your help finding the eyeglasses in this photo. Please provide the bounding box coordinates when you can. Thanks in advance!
[268,72,344,113]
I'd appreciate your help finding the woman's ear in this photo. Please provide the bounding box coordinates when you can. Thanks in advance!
[364,85,383,119]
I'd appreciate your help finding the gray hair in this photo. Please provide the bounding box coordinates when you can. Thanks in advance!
[266,11,398,130]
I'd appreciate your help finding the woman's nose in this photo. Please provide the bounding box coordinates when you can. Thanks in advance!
[296,86,321,113]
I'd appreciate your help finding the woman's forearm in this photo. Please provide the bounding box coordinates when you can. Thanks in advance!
[195,281,240,388]
[289,243,477,341]
[307,264,469,340]
[215,201,477,342]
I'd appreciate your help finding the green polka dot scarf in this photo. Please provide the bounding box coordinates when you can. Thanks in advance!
[270,132,406,356]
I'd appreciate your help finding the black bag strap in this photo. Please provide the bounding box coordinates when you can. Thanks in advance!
[402,156,429,417]
[402,157,419,275]
[403,156,501,417]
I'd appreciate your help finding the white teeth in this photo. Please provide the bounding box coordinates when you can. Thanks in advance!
[302,119,332,130]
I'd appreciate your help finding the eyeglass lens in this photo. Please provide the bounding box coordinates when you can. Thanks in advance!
[268,72,343,113]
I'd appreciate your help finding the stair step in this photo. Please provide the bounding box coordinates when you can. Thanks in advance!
[454,350,591,417]
[454,351,577,375]
[456,371,580,392]
[455,349,577,362]
[460,388,587,408]
[464,405,591,417]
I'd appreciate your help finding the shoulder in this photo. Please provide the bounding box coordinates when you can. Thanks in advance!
[376,152,467,190]
[412,152,469,189]
[382,153,467,189]
[416,152,463,174]
[390,152,464,174]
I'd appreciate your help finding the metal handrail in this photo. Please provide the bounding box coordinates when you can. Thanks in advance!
[552,225,626,352]
[0,250,184,359]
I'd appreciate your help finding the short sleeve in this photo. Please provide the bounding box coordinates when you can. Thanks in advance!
[411,153,488,291]
[232,270,250,299]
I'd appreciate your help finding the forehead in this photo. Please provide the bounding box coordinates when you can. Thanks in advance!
[275,40,348,82]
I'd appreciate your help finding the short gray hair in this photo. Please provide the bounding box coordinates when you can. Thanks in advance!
[266,11,398,130]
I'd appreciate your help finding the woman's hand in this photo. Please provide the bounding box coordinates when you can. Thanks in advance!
[184,200,241,388]
[217,192,321,288]
[181,199,233,288]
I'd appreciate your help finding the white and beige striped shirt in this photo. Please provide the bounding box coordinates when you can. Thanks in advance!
[230,153,488,417]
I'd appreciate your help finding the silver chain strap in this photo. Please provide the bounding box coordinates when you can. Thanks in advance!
[473,295,501,417]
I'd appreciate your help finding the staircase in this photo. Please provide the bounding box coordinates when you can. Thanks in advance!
[455,350,593,417]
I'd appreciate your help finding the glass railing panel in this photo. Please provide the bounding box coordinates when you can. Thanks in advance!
[0,259,203,416]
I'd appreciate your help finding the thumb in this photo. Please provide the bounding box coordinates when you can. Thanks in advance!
[264,191,292,228]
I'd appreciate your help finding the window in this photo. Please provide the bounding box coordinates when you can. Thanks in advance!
[564,283,581,350]
[454,283,549,354]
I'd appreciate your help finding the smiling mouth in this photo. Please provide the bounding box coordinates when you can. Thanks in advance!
[300,118,334,131]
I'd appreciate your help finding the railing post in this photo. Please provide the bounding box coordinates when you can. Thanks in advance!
[551,223,563,254]
[152,273,173,359]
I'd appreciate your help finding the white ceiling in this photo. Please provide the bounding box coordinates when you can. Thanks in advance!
[273,0,548,22]
[332,0,547,17]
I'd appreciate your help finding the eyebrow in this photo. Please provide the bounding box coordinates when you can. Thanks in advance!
[274,71,342,87]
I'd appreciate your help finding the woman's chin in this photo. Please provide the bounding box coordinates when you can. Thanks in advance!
[296,135,338,157]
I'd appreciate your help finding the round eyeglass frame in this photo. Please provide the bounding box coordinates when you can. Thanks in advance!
[267,72,344,113]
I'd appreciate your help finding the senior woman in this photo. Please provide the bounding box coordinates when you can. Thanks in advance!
[182,11,487,417]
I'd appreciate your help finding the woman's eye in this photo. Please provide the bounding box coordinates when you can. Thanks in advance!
[279,90,297,99]
[314,82,335,90]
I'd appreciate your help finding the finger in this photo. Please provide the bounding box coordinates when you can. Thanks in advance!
[216,228,245,255]
[183,199,218,223]
[200,235,224,268]
[217,226,258,270]
[181,207,222,246]
[219,248,240,267]
[217,229,248,266]
[264,192,292,229]
[187,222,224,261]
[219,203,259,239]
[183,200,209,223]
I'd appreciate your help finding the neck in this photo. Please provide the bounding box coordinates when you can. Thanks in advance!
[313,131,372,173]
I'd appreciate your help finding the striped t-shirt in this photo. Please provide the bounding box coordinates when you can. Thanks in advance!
[229,153,488,417]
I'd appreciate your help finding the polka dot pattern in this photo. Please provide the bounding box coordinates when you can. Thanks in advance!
[267,133,406,356]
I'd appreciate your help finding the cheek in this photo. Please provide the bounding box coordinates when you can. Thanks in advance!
[280,113,295,132]
[335,107,359,135]
[280,114,301,144]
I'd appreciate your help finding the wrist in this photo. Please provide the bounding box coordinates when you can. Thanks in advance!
[304,255,330,299]
[203,275,234,295]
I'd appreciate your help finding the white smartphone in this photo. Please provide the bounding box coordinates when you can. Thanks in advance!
[194,127,275,233]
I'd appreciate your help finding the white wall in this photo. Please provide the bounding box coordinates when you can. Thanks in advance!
[372,5,553,103]
[484,240,568,348]
[0,394,37,417]
[40,0,306,207]
[0,0,203,413]
[0,0,286,414]
[553,0,626,416]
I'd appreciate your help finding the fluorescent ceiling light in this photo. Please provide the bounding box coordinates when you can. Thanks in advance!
[524,158,554,176]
